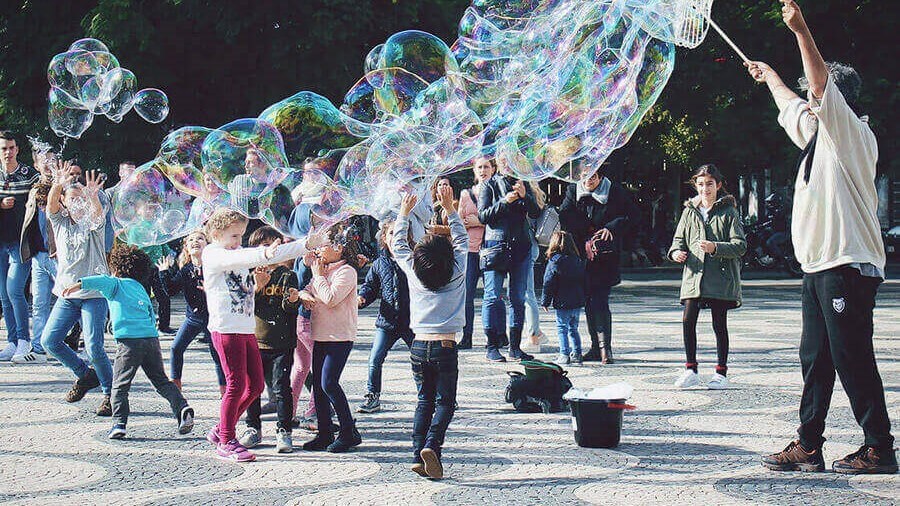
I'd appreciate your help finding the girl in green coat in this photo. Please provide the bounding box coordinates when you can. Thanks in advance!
[668,164,746,391]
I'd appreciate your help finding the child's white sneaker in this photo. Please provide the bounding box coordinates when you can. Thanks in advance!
[707,373,729,390]
[275,428,293,453]
[674,369,700,389]
[238,427,261,448]
[554,353,570,365]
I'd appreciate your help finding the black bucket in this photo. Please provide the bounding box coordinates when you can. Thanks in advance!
[569,398,634,448]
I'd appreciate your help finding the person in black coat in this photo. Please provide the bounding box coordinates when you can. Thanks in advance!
[558,166,640,363]
[356,221,415,413]
[478,170,542,363]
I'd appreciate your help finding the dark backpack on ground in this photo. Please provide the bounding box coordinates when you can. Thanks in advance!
[505,360,573,414]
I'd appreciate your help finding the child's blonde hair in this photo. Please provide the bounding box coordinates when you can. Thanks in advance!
[205,208,248,240]
[178,230,208,268]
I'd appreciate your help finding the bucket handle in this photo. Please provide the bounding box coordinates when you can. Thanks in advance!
[607,402,636,410]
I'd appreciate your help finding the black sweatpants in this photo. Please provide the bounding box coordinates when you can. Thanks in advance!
[797,266,894,450]
[245,348,295,432]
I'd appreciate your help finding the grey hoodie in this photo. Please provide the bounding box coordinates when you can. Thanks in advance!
[392,211,468,335]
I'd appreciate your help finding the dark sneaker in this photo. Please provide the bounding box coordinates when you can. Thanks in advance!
[302,433,335,451]
[582,347,603,362]
[107,424,127,439]
[508,348,534,362]
[457,337,473,350]
[357,392,381,413]
[420,448,444,479]
[178,406,195,435]
[761,440,825,472]
[158,327,177,336]
[65,369,100,403]
[832,445,898,475]
[96,395,112,417]
[327,427,362,453]
[485,348,507,363]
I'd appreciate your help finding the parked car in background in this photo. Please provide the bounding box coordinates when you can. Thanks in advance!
[885,226,900,260]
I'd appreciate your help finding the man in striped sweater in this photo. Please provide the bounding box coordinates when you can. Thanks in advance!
[0,131,40,362]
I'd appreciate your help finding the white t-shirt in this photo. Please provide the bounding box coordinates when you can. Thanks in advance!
[202,240,308,334]
[777,76,885,274]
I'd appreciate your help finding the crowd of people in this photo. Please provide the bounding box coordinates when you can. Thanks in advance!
[0,1,894,477]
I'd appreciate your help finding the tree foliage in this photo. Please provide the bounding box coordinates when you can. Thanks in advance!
[0,0,896,187]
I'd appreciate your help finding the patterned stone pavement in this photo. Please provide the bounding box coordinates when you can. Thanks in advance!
[1,277,897,505]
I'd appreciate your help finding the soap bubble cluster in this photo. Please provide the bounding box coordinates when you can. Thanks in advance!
[48,38,169,138]
[112,0,705,245]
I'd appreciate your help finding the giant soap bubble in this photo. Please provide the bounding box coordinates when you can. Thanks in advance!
[47,39,169,138]
[113,0,722,246]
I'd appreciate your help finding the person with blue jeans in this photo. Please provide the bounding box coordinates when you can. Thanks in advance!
[392,186,468,479]
[0,131,39,362]
[457,157,490,349]
[18,154,57,362]
[357,221,415,413]
[158,230,225,392]
[540,231,586,365]
[478,169,541,362]
[42,165,114,415]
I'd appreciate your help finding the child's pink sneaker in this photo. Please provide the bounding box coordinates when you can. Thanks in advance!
[206,426,220,446]
[216,439,256,463]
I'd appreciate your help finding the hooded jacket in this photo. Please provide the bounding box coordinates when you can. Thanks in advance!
[668,194,747,303]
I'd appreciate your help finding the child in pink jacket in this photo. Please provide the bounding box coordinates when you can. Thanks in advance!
[298,224,361,453]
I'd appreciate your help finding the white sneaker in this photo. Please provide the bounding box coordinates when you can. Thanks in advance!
[238,426,261,448]
[0,342,16,361]
[11,340,32,362]
[12,351,48,364]
[674,369,700,389]
[707,373,729,390]
[275,428,293,453]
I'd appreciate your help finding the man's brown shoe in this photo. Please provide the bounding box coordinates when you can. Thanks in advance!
[761,440,825,472]
[420,448,444,479]
[833,445,898,475]
[65,368,100,403]
[96,395,112,417]
[411,463,428,477]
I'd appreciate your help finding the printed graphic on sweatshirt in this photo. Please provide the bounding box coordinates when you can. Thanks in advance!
[225,271,254,315]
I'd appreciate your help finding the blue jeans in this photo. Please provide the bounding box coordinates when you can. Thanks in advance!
[311,340,354,436]
[482,246,530,347]
[508,243,541,337]
[555,308,583,356]
[170,314,225,386]
[42,297,112,394]
[367,327,414,394]
[463,252,481,341]
[30,252,57,353]
[0,243,32,344]
[411,340,458,462]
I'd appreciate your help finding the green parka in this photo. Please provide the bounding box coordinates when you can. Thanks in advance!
[668,195,747,304]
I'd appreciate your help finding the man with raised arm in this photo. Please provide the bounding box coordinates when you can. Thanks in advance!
[747,0,895,475]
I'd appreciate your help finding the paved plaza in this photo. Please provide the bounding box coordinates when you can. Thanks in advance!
[0,276,897,505]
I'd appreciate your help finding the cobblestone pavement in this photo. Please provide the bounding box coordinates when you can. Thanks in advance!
[1,278,897,505]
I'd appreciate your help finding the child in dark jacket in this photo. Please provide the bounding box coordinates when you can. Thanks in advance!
[356,220,415,414]
[541,231,586,366]
[158,231,225,393]
[238,226,301,454]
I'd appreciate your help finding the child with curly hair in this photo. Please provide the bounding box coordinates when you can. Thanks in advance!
[62,244,194,440]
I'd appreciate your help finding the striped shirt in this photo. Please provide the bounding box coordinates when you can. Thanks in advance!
[0,164,39,244]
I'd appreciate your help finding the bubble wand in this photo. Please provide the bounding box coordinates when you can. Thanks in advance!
[669,0,751,63]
